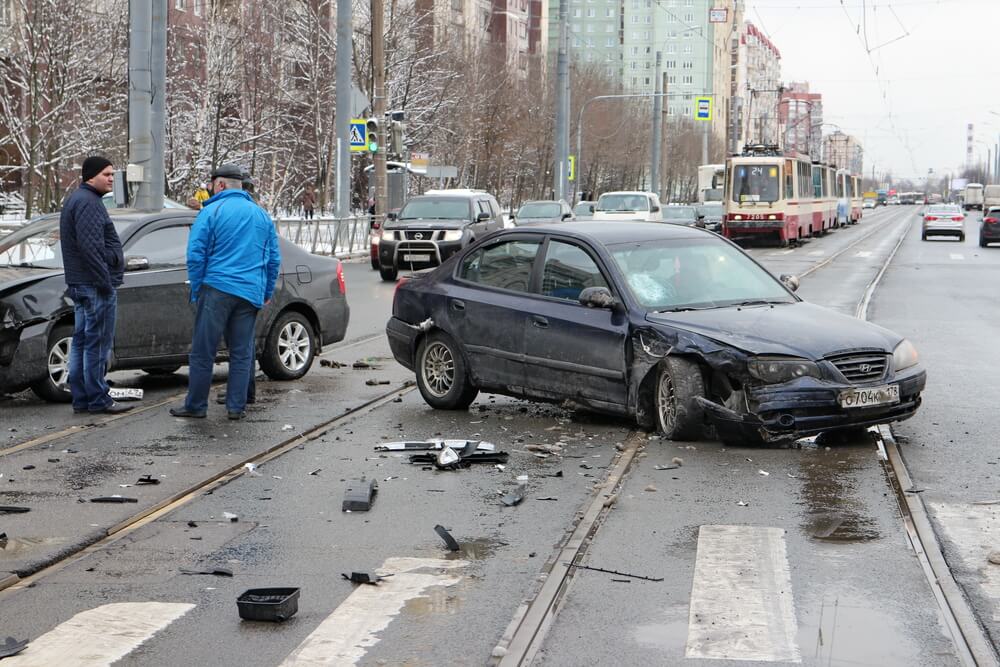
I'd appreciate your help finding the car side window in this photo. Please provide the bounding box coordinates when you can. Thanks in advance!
[540,241,609,301]
[476,200,490,219]
[124,225,190,268]
[458,240,540,292]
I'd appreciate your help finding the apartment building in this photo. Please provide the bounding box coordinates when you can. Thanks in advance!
[823,131,863,175]
[733,21,781,150]
[779,81,823,159]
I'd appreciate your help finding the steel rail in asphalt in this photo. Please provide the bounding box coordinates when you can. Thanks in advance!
[495,431,645,666]
[799,204,914,279]
[0,381,415,594]
[855,215,998,666]
[0,331,386,459]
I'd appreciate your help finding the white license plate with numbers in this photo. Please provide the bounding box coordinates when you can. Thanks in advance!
[838,384,899,409]
[403,254,431,262]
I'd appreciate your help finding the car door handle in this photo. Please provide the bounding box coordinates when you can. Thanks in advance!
[451,300,465,311]
[532,315,548,328]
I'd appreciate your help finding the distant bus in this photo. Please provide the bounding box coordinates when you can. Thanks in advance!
[697,164,725,204]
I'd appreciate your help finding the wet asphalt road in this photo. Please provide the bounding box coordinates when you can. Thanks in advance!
[0,206,989,665]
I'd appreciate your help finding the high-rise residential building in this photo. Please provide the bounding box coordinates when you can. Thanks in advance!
[733,21,781,151]
[823,131,863,175]
[779,81,823,158]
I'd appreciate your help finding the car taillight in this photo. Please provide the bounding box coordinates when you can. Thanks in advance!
[924,216,937,221]
[986,217,998,224]
[336,262,346,295]
[394,277,409,298]
[952,216,964,221]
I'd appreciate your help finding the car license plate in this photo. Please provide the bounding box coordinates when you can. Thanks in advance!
[403,254,431,262]
[838,384,899,409]
[109,387,144,401]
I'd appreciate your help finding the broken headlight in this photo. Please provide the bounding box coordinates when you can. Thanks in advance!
[892,339,919,371]
[748,357,821,384]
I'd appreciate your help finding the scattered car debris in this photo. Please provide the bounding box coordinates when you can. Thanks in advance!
[409,448,509,468]
[281,424,294,431]
[223,512,239,522]
[737,501,749,507]
[375,439,496,453]
[47,458,59,463]
[0,506,29,514]
[0,636,28,659]
[365,379,391,386]
[436,446,461,469]
[536,497,558,501]
[501,488,525,507]
[187,521,198,528]
[579,463,593,470]
[603,493,619,508]
[653,464,679,471]
[525,443,563,455]
[237,587,300,622]
[904,487,926,494]
[758,470,770,477]
[319,359,344,368]
[644,485,658,492]
[21,465,34,471]
[671,457,683,466]
[90,496,138,503]
[434,524,460,551]
[342,478,378,512]
[547,471,564,478]
[243,463,261,477]
[180,567,233,577]
[495,464,506,472]
[988,552,1000,566]
[135,475,160,485]
[563,562,663,582]
[309,468,322,476]
[341,571,389,585]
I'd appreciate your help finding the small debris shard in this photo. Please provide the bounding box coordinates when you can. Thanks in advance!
[0,506,30,514]
[224,512,239,522]
[135,475,160,485]
[179,567,234,577]
[653,464,679,471]
[644,484,658,492]
[0,636,28,659]
[90,496,138,504]
[525,443,563,455]
[671,457,683,466]
[988,552,1000,566]
[365,379,391,386]
[187,521,198,528]
[341,571,386,585]
[501,488,525,507]
[342,478,378,512]
[736,501,749,507]
[758,470,770,477]
[319,359,344,368]
[281,424,294,431]
[536,496,558,501]
[243,463,261,477]
[21,465,34,470]
[309,468,322,476]
[434,524,460,551]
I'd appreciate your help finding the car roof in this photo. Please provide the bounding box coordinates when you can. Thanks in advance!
[422,189,489,197]
[598,191,654,197]
[503,221,708,245]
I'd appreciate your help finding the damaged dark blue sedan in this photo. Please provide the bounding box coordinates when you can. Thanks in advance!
[386,222,926,445]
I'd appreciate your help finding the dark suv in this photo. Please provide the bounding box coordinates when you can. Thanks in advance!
[377,189,504,281]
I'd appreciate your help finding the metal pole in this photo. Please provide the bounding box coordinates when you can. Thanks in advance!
[372,0,387,217]
[650,51,663,199]
[336,0,353,217]
[701,26,709,165]
[554,0,568,200]
[128,0,166,211]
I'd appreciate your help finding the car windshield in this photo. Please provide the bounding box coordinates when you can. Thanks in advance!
[731,164,780,203]
[663,207,696,220]
[398,198,470,220]
[696,204,723,218]
[609,238,795,311]
[518,203,561,219]
[596,194,649,212]
[0,218,129,268]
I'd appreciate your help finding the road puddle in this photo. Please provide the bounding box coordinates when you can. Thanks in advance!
[444,537,502,561]
[796,444,882,543]
[403,583,464,617]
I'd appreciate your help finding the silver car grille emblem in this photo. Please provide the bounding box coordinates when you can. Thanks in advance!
[414,232,424,240]
[858,363,872,373]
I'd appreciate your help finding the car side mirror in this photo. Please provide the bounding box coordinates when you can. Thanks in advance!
[386,211,397,221]
[779,274,800,292]
[579,286,617,309]
[125,256,149,272]
[477,211,491,222]
[650,205,660,213]
[562,212,572,220]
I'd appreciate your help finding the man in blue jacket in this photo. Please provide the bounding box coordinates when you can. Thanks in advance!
[60,156,134,414]
[170,164,281,420]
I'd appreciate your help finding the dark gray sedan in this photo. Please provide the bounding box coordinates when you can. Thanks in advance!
[662,205,699,226]
[513,200,574,226]
[0,209,349,401]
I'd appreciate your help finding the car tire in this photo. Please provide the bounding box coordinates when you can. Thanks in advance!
[959,233,965,242]
[31,324,73,403]
[415,331,478,410]
[654,357,704,441]
[980,236,988,248]
[142,366,181,375]
[379,263,398,282]
[370,253,379,270]
[260,311,316,381]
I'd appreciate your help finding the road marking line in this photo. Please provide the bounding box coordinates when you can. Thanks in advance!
[855,250,873,258]
[280,557,466,666]
[685,525,801,663]
[950,253,965,260]
[927,502,1000,622]
[2,602,194,666]
[807,250,824,256]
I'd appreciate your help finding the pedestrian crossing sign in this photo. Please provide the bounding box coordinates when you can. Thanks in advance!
[350,119,367,153]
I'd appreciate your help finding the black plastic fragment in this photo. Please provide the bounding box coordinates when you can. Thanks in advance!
[501,489,525,507]
[180,567,233,577]
[434,524,460,551]
[187,521,198,528]
[135,475,160,485]
[342,477,378,512]
[90,496,138,503]
[0,636,28,659]
[341,571,384,585]
[0,506,30,514]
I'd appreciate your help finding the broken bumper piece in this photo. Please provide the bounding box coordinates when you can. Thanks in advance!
[696,369,926,443]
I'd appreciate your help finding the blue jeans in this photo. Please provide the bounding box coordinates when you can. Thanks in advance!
[68,285,117,411]
[184,284,258,414]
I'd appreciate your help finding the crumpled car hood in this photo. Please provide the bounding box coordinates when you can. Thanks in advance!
[645,301,903,359]
[0,266,64,297]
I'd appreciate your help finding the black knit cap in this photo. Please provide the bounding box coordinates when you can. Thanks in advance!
[81,156,113,182]
[211,163,244,180]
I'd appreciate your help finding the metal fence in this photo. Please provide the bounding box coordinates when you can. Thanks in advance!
[274,215,382,257]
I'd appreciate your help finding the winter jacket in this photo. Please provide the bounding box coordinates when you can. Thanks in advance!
[187,188,281,309]
[60,184,124,293]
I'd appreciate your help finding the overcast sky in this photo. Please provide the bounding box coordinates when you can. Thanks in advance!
[749,0,999,181]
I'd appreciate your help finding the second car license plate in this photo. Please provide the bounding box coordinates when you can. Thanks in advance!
[403,254,431,262]
[838,384,899,409]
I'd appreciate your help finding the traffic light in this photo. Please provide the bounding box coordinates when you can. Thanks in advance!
[389,121,404,155]
[365,118,379,153]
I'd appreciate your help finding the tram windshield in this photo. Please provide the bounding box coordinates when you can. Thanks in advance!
[731,164,780,204]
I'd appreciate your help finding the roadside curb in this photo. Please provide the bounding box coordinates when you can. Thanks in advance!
[0,572,18,592]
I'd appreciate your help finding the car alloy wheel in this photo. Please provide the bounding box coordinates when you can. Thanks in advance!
[48,334,72,392]
[420,341,455,398]
[278,320,311,372]
[656,368,677,433]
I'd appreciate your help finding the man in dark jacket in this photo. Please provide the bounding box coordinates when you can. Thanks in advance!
[170,163,280,420]
[59,156,134,414]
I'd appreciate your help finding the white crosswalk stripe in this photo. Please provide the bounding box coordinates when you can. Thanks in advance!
[1,602,194,666]
[950,253,965,260]
[855,251,873,258]
[686,525,801,663]
[280,557,467,665]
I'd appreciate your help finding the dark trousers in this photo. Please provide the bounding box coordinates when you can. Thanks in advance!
[68,285,117,411]
[184,285,258,414]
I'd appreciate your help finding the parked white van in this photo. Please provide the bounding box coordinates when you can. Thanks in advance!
[592,191,664,222]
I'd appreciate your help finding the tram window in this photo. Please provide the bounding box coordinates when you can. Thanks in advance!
[731,164,780,203]
[784,160,794,200]
[812,167,822,198]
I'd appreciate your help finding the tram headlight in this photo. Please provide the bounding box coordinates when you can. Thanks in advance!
[733,215,743,221]
[767,214,777,220]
